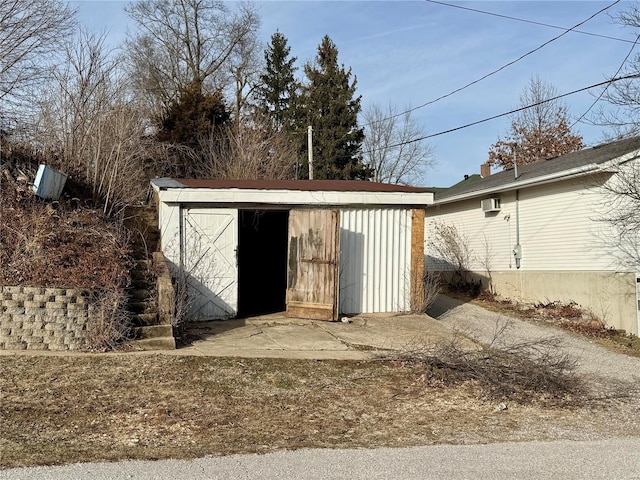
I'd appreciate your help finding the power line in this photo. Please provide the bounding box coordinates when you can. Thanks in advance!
[425,0,633,44]
[365,74,640,153]
[571,34,640,128]
[362,0,621,129]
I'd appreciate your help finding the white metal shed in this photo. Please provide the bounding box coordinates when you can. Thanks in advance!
[151,179,434,321]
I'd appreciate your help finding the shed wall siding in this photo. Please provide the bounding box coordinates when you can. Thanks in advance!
[339,208,411,314]
[159,203,415,316]
[158,202,181,269]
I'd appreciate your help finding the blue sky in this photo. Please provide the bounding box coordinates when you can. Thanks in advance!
[73,1,638,187]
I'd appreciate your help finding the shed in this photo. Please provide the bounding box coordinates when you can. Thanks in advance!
[151,179,434,321]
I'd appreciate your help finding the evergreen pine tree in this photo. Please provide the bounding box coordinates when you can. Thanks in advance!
[256,31,299,131]
[301,35,371,180]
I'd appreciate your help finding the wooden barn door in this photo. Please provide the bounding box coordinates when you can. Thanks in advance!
[182,208,238,320]
[286,209,340,320]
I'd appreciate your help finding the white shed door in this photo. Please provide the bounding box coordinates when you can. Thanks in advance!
[183,208,238,320]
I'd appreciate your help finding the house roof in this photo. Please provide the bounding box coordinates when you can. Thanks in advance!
[436,136,640,203]
[158,178,434,193]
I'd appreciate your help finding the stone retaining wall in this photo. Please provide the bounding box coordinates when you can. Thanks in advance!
[0,286,93,351]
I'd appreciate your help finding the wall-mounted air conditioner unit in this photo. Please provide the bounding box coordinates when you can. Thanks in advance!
[481,198,501,212]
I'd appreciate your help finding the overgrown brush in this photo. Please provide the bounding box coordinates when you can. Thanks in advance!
[387,321,584,406]
[1,167,131,289]
[411,270,441,314]
[1,148,134,351]
[84,290,132,351]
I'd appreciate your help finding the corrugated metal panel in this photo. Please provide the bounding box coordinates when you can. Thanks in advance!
[339,208,411,314]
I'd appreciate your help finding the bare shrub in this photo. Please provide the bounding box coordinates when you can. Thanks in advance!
[37,30,150,216]
[172,269,192,329]
[428,221,480,294]
[411,270,441,314]
[197,117,298,180]
[388,319,583,405]
[84,290,131,351]
[478,234,495,295]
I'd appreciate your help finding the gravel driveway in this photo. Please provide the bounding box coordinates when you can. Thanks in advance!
[428,295,640,385]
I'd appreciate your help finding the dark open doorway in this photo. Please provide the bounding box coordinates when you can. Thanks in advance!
[237,209,289,317]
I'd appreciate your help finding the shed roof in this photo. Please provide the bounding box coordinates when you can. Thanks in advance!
[151,178,435,207]
[158,178,434,193]
[436,136,640,203]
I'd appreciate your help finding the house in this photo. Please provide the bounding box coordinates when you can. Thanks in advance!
[151,179,434,321]
[425,136,640,336]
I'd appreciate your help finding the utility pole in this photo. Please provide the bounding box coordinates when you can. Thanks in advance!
[307,125,313,180]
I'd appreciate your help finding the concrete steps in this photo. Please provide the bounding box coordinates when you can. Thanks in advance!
[129,325,175,350]
[124,206,175,350]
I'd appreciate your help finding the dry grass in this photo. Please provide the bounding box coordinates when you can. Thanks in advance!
[1,355,639,469]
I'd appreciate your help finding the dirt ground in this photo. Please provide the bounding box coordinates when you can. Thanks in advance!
[2,295,640,469]
[1,351,639,469]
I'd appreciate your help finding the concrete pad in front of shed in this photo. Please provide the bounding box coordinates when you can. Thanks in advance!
[185,319,281,349]
[176,313,469,359]
[179,315,357,358]
[317,314,460,351]
[258,322,351,351]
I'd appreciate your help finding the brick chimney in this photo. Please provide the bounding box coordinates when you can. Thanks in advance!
[480,162,491,178]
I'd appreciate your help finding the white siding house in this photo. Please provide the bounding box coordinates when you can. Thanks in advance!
[151,179,433,321]
[425,137,640,335]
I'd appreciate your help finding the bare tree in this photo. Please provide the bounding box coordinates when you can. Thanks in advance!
[585,5,640,271]
[597,161,640,270]
[37,30,149,215]
[589,5,640,139]
[362,103,435,185]
[0,0,76,115]
[488,76,583,169]
[124,0,260,118]
[228,28,263,127]
[197,115,298,180]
